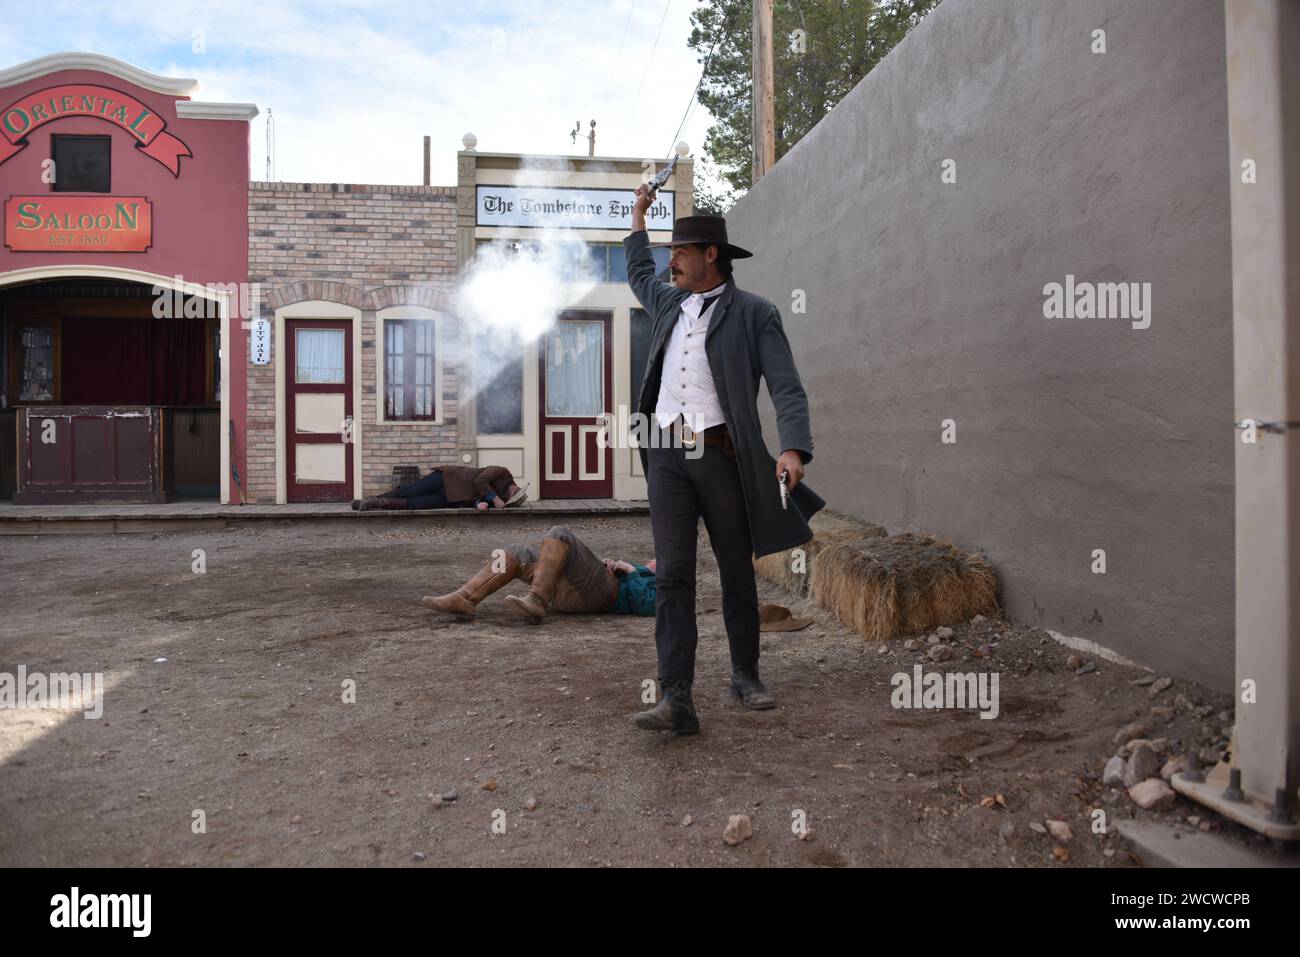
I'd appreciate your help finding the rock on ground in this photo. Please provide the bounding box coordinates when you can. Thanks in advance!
[1046,820,1073,843]
[1160,755,1187,781]
[1128,778,1176,810]
[927,644,954,662]
[723,814,753,846]
[1123,743,1161,788]
[1114,721,1148,745]
[1103,756,1126,788]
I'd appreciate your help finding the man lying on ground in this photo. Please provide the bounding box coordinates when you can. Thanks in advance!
[353,465,528,511]
[422,525,655,621]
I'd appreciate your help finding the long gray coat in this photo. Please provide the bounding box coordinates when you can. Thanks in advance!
[624,230,825,558]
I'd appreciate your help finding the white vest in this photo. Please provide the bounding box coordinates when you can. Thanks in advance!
[654,283,727,431]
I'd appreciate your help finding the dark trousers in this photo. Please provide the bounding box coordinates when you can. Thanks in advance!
[647,427,760,684]
[395,470,449,509]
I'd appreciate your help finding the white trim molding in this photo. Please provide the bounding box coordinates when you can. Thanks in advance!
[375,305,445,426]
[577,425,605,480]
[0,52,199,95]
[175,101,259,121]
[0,263,216,296]
[544,426,571,481]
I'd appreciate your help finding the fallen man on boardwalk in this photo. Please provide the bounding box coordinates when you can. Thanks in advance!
[353,465,528,511]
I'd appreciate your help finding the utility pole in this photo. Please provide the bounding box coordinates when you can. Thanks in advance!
[264,108,275,181]
[570,119,597,156]
[752,0,775,184]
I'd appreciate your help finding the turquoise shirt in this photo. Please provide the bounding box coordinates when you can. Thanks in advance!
[612,564,656,615]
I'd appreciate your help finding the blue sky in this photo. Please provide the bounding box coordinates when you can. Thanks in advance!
[0,0,721,186]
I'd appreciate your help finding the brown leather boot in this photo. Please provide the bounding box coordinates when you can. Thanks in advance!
[631,679,700,735]
[504,536,570,622]
[729,664,777,710]
[356,495,406,511]
[422,555,520,617]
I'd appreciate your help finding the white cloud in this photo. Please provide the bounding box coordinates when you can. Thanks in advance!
[1,0,724,186]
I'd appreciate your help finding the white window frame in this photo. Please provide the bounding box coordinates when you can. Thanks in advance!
[376,305,445,425]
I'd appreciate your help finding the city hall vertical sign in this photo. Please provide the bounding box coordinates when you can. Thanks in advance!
[1,83,189,252]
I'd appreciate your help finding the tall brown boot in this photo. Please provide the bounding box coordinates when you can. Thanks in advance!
[354,495,407,511]
[504,536,570,622]
[422,555,520,617]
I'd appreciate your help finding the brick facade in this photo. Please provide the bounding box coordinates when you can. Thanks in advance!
[247,182,461,501]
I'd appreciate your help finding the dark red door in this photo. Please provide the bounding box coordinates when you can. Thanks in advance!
[539,310,613,498]
[286,318,353,502]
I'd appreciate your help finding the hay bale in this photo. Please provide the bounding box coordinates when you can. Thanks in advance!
[753,510,887,597]
[809,532,999,643]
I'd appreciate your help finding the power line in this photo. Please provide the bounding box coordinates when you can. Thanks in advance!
[595,0,637,126]
[622,0,673,140]
[663,4,743,157]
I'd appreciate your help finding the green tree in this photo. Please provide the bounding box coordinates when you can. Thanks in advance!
[692,154,740,215]
[689,0,942,196]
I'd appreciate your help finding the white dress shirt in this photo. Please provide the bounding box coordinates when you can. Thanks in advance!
[655,282,728,431]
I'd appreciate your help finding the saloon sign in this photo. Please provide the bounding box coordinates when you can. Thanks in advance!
[4,196,153,252]
[0,84,192,176]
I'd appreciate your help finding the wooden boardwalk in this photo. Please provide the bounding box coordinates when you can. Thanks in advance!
[0,498,648,535]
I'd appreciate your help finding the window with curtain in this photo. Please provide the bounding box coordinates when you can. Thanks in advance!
[385,319,438,420]
[546,320,603,417]
[295,328,345,384]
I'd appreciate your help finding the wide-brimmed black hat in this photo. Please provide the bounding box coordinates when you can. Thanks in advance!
[649,215,753,259]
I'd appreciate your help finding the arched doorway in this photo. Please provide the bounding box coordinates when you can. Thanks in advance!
[0,267,230,503]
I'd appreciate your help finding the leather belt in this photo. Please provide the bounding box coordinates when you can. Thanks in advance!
[667,419,732,450]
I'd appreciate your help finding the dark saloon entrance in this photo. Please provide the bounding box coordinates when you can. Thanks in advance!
[0,278,220,503]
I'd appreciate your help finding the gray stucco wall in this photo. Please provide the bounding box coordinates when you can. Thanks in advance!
[726,0,1233,689]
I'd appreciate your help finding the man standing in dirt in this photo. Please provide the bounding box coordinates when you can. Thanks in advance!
[624,182,825,735]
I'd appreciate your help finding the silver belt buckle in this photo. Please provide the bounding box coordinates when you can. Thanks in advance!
[679,417,697,448]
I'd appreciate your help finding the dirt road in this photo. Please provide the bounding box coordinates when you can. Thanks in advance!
[0,515,1234,866]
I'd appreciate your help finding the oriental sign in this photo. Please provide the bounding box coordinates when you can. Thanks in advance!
[5,196,153,252]
[476,186,674,230]
[0,84,192,177]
